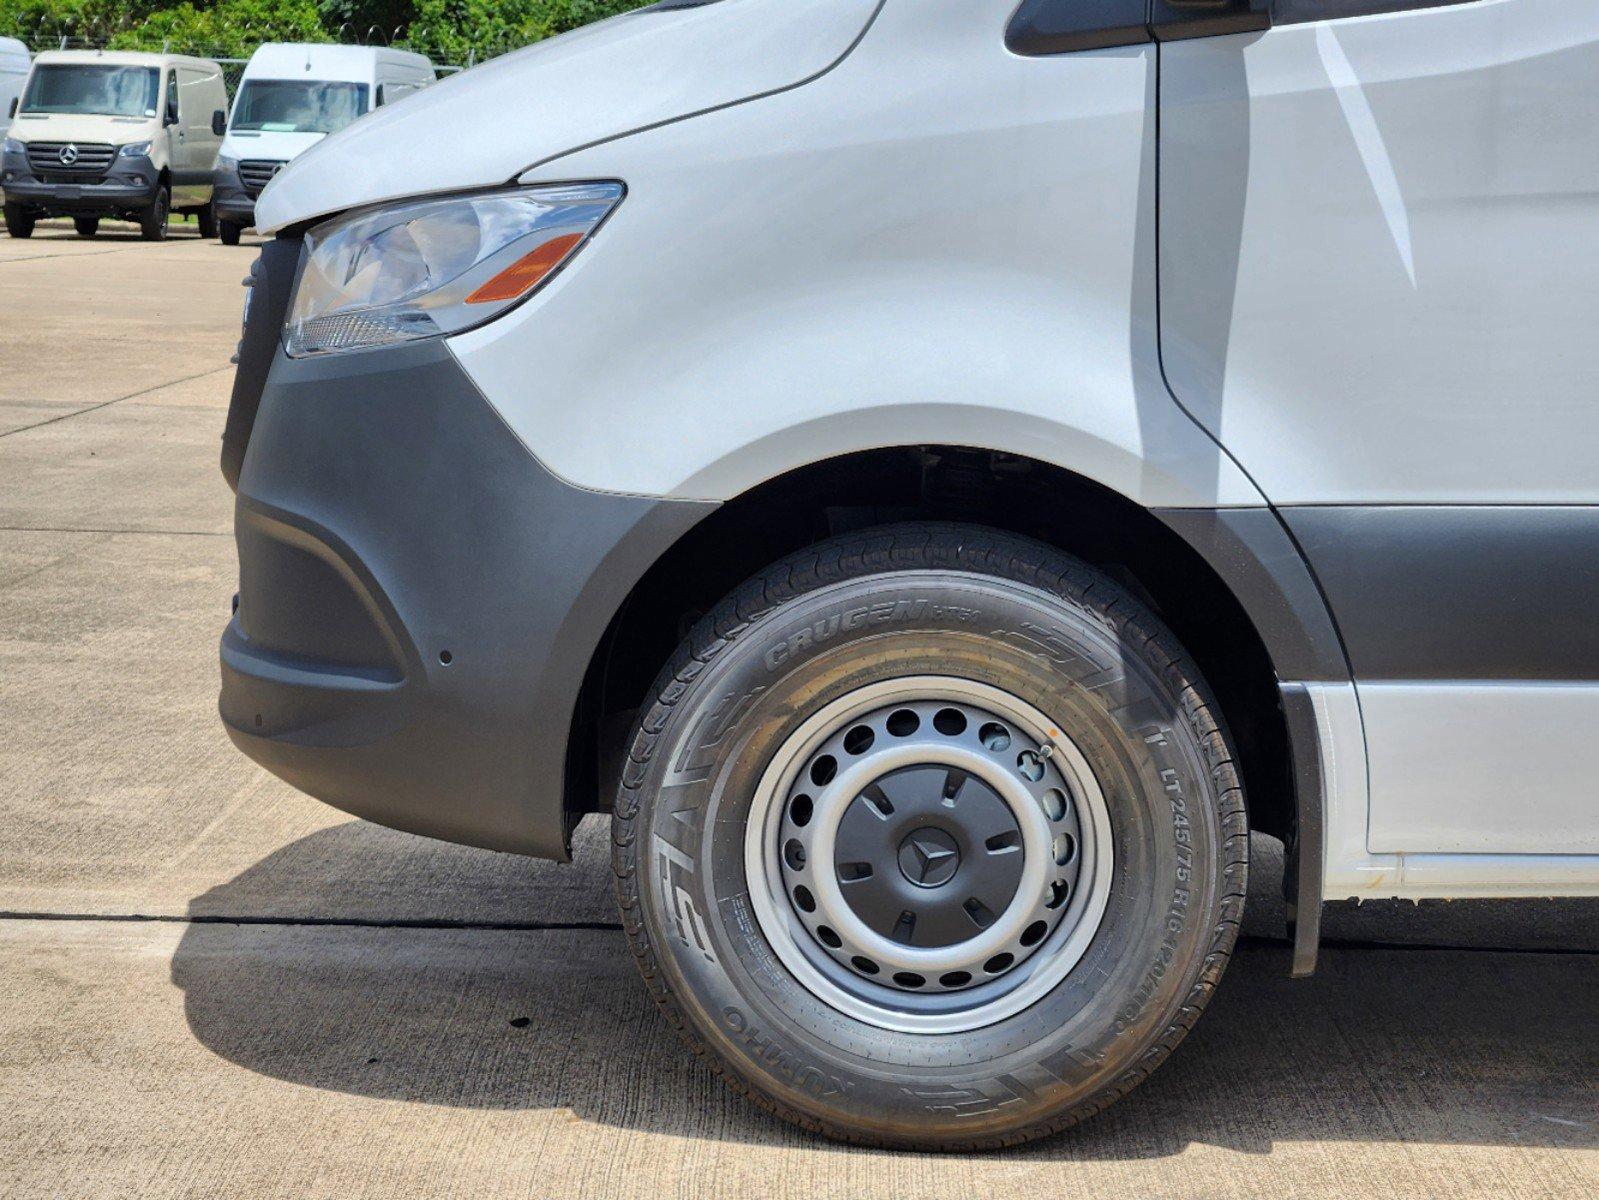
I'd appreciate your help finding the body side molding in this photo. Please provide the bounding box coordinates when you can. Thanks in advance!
[1281,505,1599,681]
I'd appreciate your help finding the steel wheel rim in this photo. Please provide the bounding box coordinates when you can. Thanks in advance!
[744,676,1115,1034]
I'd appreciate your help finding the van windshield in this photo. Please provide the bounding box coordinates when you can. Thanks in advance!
[21,64,160,118]
[231,80,369,134]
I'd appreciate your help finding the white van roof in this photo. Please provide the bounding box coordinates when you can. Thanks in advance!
[242,43,435,82]
[31,49,224,73]
[0,36,29,66]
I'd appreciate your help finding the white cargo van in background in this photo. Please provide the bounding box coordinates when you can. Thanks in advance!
[212,44,434,245]
[0,38,28,133]
[1,49,226,239]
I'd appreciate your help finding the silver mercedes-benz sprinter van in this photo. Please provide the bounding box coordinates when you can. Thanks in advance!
[218,0,1599,1148]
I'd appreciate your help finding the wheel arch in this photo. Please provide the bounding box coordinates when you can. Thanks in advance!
[567,445,1349,871]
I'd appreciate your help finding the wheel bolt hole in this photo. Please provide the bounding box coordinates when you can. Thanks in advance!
[962,897,997,929]
[863,785,895,818]
[816,925,842,949]
[1021,919,1048,947]
[1047,879,1070,909]
[1053,832,1076,867]
[984,829,1020,854]
[850,955,879,976]
[1017,750,1045,782]
[983,952,1014,974]
[932,708,967,736]
[891,909,918,944]
[842,725,875,755]
[792,884,816,913]
[1041,788,1067,821]
[979,722,1011,752]
[789,794,813,827]
[938,970,972,988]
[886,709,920,737]
[783,839,807,871]
[892,971,927,989]
[809,755,837,786]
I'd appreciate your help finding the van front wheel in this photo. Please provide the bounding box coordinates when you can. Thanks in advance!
[138,187,169,241]
[3,204,34,239]
[73,217,98,237]
[219,220,242,247]
[613,524,1248,1148]
[196,203,218,239]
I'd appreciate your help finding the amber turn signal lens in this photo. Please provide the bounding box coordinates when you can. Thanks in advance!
[464,233,586,305]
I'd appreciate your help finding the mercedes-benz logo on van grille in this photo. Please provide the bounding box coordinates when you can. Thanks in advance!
[58,144,79,166]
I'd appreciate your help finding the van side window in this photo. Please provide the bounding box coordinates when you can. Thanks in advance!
[375,84,386,107]
[166,71,178,120]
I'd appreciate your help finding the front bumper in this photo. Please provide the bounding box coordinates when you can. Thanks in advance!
[212,173,256,224]
[220,244,713,858]
[1,151,160,213]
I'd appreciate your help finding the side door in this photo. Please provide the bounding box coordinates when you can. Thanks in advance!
[175,67,220,202]
[1159,1,1599,854]
[160,68,186,198]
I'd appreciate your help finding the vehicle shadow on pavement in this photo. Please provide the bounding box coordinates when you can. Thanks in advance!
[18,226,212,242]
[172,823,1599,1157]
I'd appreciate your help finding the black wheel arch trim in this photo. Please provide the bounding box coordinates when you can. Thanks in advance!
[1154,505,1345,976]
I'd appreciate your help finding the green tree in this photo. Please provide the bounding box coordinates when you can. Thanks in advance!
[107,0,327,57]
[0,0,648,62]
[315,0,412,44]
[405,0,646,61]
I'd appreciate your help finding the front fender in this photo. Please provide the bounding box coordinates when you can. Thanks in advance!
[448,0,1261,511]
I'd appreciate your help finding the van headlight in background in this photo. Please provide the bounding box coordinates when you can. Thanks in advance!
[118,141,153,158]
[284,183,624,358]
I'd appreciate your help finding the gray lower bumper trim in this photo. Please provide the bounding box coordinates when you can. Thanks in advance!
[221,337,715,858]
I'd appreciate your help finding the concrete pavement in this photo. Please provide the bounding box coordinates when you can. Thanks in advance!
[1,220,1595,1198]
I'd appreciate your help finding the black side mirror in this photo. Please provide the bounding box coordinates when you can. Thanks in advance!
[165,101,179,126]
[211,109,226,136]
[7,98,15,118]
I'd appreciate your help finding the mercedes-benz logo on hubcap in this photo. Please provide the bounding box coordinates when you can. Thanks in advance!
[58,143,79,166]
[897,828,961,888]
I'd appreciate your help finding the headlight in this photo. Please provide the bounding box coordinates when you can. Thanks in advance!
[119,141,152,158]
[284,183,623,358]
[2,137,23,155]
[216,154,239,172]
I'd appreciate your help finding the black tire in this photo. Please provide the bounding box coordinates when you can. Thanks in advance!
[3,203,34,239]
[613,523,1247,1149]
[196,203,218,239]
[138,187,169,241]
[73,216,99,237]
[219,220,242,246]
